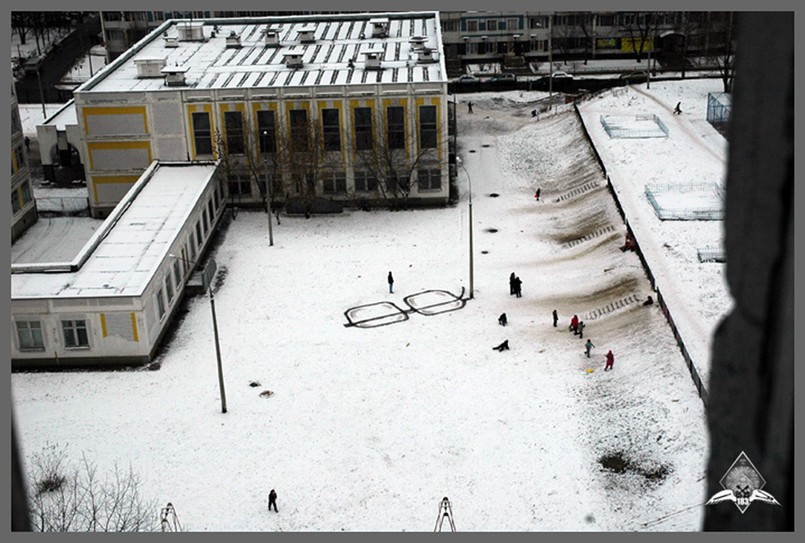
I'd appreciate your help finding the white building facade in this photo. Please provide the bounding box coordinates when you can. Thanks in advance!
[10,161,223,368]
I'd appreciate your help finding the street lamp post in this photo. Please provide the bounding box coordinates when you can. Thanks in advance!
[261,131,274,246]
[169,254,227,413]
[456,157,474,299]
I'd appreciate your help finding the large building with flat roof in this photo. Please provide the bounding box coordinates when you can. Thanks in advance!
[75,12,451,218]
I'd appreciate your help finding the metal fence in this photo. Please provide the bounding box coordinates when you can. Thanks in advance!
[707,92,731,138]
[645,182,724,220]
[600,113,669,139]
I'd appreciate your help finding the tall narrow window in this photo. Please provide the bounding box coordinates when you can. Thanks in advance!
[387,106,405,149]
[419,105,437,149]
[257,110,277,153]
[192,112,213,155]
[354,107,373,151]
[21,181,32,205]
[62,319,89,348]
[155,290,166,319]
[165,274,175,303]
[16,321,44,350]
[11,190,21,213]
[321,108,341,151]
[289,109,308,152]
[224,110,244,154]
[173,258,183,285]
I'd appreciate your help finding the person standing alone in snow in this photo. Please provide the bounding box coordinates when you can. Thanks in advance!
[388,271,394,293]
[468,101,473,114]
[268,489,278,512]
[552,309,558,327]
[509,272,516,295]
[534,188,541,201]
[673,101,682,115]
[498,312,508,326]
[585,339,595,358]
[604,350,614,371]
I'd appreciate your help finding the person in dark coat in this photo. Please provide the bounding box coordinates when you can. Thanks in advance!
[585,339,595,358]
[513,276,522,298]
[673,101,682,115]
[552,309,558,327]
[604,350,615,371]
[493,339,510,352]
[534,188,541,201]
[468,101,473,114]
[577,321,586,338]
[268,489,278,512]
[569,314,579,334]
[509,272,516,295]
[498,312,508,326]
[643,295,654,306]
[387,271,394,293]
[24,136,30,151]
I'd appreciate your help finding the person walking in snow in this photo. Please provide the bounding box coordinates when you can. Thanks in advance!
[493,339,510,352]
[604,350,615,371]
[534,188,541,201]
[468,101,473,114]
[268,489,278,512]
[513,276,523,298]
[673,101,682,115]
[569,314,579,334]
[577,321,586,338]
[552,309,558,327]
[24,136,30,151]
[498,312,508,326]
[509,272,516,295]
[387,271,394,294]
[585,339,595,358]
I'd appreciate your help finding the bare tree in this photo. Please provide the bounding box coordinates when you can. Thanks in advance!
[619,12,660,63]
[702,12,736,92]
[27,443,157,532]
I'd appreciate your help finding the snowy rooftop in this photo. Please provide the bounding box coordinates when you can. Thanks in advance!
[11,162,217,299]
[40,100,77,131]
[78,12,445,94]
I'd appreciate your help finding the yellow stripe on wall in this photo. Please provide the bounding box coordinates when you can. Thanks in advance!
[100,313,108,337]
[86,141,152,171]
[92,175,141,204]
[82,106,149,134]
[131,312,139,342]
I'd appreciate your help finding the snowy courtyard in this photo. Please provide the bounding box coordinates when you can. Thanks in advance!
[11,78,731,531]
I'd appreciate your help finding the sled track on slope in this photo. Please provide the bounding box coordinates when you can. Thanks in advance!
[561,225,616,249]
[583,294,641,321]
[554,180,601,202]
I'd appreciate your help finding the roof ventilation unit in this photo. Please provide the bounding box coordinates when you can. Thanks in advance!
[369,17,389,38]
[162,32,178,48]
[409,35,426,49]
[134,57,167,78]
[176,21,205,41]
[283,52,304,69]
[297,26,316,43]
[263,27,280,47]
[363,49,383,70]
[225,31,242,48]
[417,47,436,63]
[162,65,189,86]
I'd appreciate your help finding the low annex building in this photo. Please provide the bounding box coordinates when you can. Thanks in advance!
[72,12,450,218]
[10,161,223,368]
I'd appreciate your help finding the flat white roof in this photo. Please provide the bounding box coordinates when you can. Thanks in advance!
[77,12,445,93]
[11,162,218,300]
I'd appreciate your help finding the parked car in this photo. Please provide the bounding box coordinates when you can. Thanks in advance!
[490,72,517,82]
[550,71,574,79]
[454,74,480,84]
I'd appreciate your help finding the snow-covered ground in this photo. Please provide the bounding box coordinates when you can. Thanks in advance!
[11,78,730,532]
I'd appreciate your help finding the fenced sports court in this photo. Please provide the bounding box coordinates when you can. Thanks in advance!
[645,182,724,220]
[600,113,669,139]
